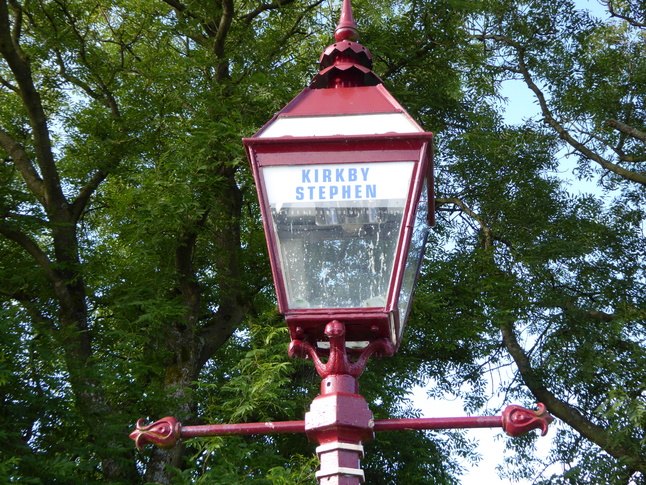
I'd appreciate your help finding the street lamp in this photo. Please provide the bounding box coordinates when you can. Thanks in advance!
[130,2,553,482]
[242,38,433,354]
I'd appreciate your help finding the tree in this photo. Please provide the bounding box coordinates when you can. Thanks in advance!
[0,0,474,483]
[5,0,643,483]
[408,0,646,482]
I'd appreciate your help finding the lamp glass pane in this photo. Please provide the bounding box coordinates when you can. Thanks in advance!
[397,181,429,335]
[263,162,415,309]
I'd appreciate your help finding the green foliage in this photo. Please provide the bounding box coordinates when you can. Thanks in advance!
[427,0,646,482]
[2,0,646,483]
[198,319,300,423]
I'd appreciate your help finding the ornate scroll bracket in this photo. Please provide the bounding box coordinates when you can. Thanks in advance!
[129,416,180,450]
[502,403,554,437]
[288,320,395,378]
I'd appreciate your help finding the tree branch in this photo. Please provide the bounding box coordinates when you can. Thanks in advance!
[501,321,646,473]
[55,51,104,101]
[478,33,646,187]
[0,72,19,92]
[54,8,122,119]
[436,197,494,248]
[197,176,248,369]
[606,119,646,144]
[380,39,439,80]
[0,285,56,333]
[0,1,66,211]
[160,0,195,18]
[233,0,324,85]
[160,0,234,80]
[604,1,646,28]
[69,169,108,223]
[0,223,55,278]
[6,0,25,60]
[242,0,297,24]
[561,300,615,322]
[212,0,233,80]
[0,126,45,203]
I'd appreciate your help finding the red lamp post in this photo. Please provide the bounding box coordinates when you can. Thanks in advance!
[130,1,553,482]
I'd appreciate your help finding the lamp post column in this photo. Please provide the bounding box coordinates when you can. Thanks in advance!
[290,320,395,484]
[306,374,372,484]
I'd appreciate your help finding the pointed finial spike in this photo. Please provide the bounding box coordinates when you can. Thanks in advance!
[335,0,360,42]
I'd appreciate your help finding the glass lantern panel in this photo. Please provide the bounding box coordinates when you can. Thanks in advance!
[397,181,429,336]
[263,162,415,309]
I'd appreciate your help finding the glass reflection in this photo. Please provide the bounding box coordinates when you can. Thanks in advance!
[271,200,405,309]
[397,181,429,333]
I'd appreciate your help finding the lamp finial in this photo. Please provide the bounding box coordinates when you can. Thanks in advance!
[311,0,381,88]
[335,0,359,42]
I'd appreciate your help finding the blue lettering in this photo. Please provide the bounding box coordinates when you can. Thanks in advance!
[298,183,376,200]
[348,168,357,182]
[336,169,345,182]
[361,167,369,181]
[302,170,311,183]
[323,169,331,182]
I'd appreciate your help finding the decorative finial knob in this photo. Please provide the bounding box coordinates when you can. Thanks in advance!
[130,416,181,449]
[310,0,381,88]
[335,0,360,42]
[502,403,554,437]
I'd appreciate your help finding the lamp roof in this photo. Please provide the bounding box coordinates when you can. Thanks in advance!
[249,0,426,138]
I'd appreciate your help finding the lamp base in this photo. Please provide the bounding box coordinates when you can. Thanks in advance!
[288,320,394,379]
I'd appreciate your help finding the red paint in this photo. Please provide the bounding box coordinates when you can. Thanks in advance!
[502,402,554,437]
[262,85,404,117]
[244,133,433,350]
[335,0,359,42]
[303,338,373,485]
[243,0,433,354]
[130,416,180,450]
[373,416,503,432]
[288,321,394,379]
[181,420,306,438]
[130,404,554,448]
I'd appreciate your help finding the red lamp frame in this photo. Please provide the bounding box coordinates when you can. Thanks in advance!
[244,82,434,351]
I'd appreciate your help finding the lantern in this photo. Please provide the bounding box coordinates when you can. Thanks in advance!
[243,5,434,352]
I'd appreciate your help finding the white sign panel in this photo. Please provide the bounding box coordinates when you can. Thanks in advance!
[263,161,415,208]
[258,113,422,138]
